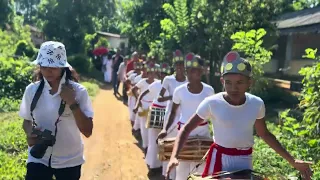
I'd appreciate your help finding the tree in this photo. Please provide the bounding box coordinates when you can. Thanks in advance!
[36,0,117,54]
[0,0,14,27]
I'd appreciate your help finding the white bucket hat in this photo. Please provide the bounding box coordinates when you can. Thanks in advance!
[32,41,70,68]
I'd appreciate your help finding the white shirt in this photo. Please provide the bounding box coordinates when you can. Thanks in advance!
[148,80,168,106]
[162,75,188,96]
[173,83,214,123]
[136,78,156,103]
[19,77,94,168]
[134,74,142,84]
[117,62,126,82]
[162,75,188,119]
[196,92,265,148]
[128,72,137,84]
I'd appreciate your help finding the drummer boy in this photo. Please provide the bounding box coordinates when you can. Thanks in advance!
[159,53,215,180]
[165,51,313,179]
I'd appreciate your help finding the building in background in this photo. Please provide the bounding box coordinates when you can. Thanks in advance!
[97,31,129,54]
[29,25,45,48]
[264,6,320,77]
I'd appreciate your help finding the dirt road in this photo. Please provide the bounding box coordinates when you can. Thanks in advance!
[81,86,162,180]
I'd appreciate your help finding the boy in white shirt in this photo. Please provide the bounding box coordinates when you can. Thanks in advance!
[132,62,158,155]
[160,53,215,180]
[157,50,188,179]
[126,62,142,125]
[132,61,148,132]
[134,63,171,176]
[166,51,312,179]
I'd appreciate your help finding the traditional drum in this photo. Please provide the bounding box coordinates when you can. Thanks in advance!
[158,136,213,161]
[187,169,267,180]
[138,108,149,117]
[146,104,166,129]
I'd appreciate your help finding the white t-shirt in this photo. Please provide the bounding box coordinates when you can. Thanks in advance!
[19,77,94,168]
[196,92,265,148]
[117,62,126,82]
[148,80,168,106]
[128,73,137,84]
[173,83,214,123]
[136,79,156,109]
[134,74,142,84]
[162,75,188,96]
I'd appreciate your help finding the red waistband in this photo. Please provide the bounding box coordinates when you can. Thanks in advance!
[151,103,166,108]
[202,143,252,177]
[177,121,208,130]
[141,99,153,103]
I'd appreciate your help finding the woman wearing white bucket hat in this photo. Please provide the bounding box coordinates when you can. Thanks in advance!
[19,41,94,180]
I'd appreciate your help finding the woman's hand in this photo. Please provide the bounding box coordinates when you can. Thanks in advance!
[60,84,76,105]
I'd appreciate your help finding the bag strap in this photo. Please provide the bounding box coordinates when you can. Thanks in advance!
[30,80,45,113]
[30,80,45,127]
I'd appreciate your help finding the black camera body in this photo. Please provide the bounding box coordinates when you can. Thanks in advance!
[30,129,56,159]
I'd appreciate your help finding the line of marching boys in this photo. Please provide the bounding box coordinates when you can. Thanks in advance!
[124,50,312,180]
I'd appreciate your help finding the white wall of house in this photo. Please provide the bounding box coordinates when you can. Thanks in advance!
[105,36,129,49]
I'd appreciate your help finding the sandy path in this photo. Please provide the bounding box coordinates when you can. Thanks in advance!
[80,86,162,180]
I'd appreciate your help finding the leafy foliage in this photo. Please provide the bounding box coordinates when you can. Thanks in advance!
[231,28,273,95]
[262,48,320,179]
[0,57,33,100]
[0,112,28,180]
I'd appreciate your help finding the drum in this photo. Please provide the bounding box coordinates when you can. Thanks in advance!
[158,136,213,161]
[138,108,149,117]
[146,105,166,129]
[187,169,267,180]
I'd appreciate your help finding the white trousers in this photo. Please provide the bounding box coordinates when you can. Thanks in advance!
[162,122,179,179]
[128,96,136,122]
[104,70,112,82]
[145,128,162,168]
[176,161,205,180]
[175,123,211,180]
[139,116,148,148]
[206,149,252,174]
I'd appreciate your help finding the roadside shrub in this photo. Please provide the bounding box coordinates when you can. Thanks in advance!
[0,57,33,100]
[68,54,91,74]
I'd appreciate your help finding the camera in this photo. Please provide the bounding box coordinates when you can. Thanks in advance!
[30,129,56,159]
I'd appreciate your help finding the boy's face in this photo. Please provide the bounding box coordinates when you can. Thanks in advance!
[186,67,202,83]
[147,72,157,80]
[221,73,252,100]
[174,62,185,75]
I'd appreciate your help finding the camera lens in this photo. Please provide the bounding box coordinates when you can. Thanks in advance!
[30,144,49,159]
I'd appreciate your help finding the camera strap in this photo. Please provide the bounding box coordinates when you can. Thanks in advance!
[30,79,68,167]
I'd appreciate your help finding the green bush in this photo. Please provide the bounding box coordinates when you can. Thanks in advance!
[0,57,33,100]
[0,113,27,153]
[0,112,27,180]
[0,98,21,112]
[81,81,100,100]
[68,54,92,74]
[15,40,37,59]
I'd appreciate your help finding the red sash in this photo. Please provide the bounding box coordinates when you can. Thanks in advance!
[151,103,166,108]
[202,143,252,177]
[177,121,208,130]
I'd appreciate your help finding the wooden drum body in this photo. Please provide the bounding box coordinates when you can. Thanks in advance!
[158,136,213,161]
[146,105,166,129]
